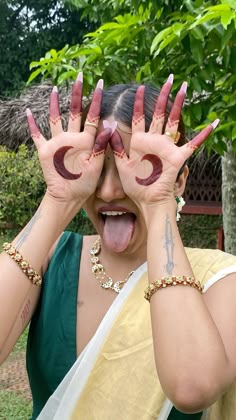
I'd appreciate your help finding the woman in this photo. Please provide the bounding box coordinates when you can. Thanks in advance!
[1,74,236,420]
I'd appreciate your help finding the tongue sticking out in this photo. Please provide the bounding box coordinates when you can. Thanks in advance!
[103,214,135,252]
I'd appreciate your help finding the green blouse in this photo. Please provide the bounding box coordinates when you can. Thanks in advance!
[26,231,202,420]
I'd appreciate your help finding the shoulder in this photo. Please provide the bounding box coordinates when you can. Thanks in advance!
[185,247,236,288]
[42,231,83,275]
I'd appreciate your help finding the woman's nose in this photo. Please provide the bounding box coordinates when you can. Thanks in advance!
[96,163,125,202]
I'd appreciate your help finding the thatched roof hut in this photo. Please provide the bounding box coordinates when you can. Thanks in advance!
[0,82,73,150]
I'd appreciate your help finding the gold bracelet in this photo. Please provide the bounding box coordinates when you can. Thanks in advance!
[144,275,203,302]
[2,242,42,286]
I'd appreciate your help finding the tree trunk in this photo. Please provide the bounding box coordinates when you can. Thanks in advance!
[222,142,236,255]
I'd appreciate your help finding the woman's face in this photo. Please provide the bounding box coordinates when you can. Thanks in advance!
[83,116,148,256]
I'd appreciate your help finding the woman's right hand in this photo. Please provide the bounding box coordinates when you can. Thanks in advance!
[27,74,111,205]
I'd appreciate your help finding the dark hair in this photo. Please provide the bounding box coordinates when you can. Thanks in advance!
[99,83,186,147]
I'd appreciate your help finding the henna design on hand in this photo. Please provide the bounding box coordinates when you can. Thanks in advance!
[49,87,61,125]
[132,86,145,130]
[85,80,103,128]
[92,128,111,157]
[53,146,82,180]
[70,75,83,121]
[135,154,163,186]
[110,131,125,158]
[27,109,41,139]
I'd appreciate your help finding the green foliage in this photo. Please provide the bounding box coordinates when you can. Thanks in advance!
[0,390,32,419]
[0,0,96,97]
[30,0,236,155]
[0,145,45,228]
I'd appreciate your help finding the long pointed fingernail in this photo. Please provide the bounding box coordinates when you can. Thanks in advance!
[211,118,220,129]
[26,108,32,116]
[76,72,83,83]
[52,86,58,92]
[97,79,104,90]
[166,74,174,84]
[103,120,117,134]
[180,81,188,94]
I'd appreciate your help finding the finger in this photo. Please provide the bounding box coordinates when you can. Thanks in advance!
[68,72,83,132]
[132,85,145,133]
[84,79,103,135]
[26,108,46,149]
[49,86,63,137]
[110,130,128,162]
[149,74,173,134]
[181,119,220,159]
[91,128,112,160]
[164,81,187,141]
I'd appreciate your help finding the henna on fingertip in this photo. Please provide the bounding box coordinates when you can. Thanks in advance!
[132,86,145,130]
[26,109,41,140]
[149,74,174,133]
[110,131,126,159]
[167,81,187,129]
[189,119,220,148]
[70,74,83,121]
[92,128,112,157]
[85,79,103,127]
[49,86,62,126]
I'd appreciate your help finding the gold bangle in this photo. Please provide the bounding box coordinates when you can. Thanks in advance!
[144,275,203,302]
[2,242,42,286]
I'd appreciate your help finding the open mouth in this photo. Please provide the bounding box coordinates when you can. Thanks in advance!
[98,210,136,252]
[99,210,136,221]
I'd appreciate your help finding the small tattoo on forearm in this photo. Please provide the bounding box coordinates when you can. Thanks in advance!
[164,215,174,274]
[15,208,42,250]
[21,298,31,327]
[77,300,84,307]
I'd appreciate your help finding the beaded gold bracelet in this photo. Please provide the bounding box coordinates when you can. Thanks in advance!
[2,242,42,286]
[144,275,203,302]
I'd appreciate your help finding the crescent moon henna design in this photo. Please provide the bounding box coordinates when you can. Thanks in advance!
[135,154,163,186]
[53,146,82,180]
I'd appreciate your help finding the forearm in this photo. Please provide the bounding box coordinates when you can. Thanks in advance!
[0,193,81,363]
[144,200,231,410]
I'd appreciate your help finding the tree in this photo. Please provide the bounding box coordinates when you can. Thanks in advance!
[28,0,236,253]
[0,0,95,96]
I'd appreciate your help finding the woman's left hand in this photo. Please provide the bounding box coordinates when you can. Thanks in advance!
[110,76,218,209]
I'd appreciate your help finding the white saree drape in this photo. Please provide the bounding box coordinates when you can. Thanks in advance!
[37,248,236,420]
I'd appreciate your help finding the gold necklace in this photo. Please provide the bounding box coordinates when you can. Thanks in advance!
[90,237,134,293]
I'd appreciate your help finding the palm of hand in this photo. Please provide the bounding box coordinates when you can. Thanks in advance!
[115,131,188,204]
[27,78,111,204]
[36,131,103,201]
[111,80,216,207]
